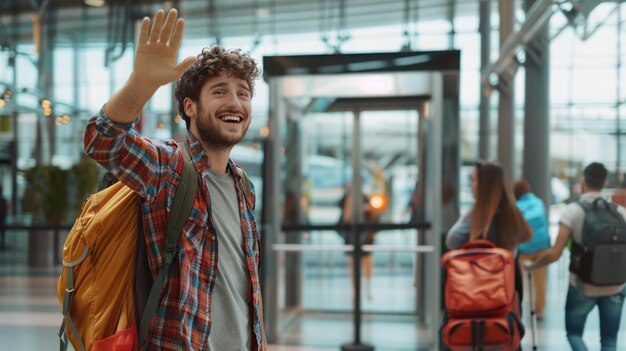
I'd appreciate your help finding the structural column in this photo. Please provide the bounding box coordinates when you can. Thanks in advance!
[479,0,491,160]
[35,9,56,164]
[284,110,302,309]
[523,0,551,208]
[447,0,455,49]
[263,78,284,343]
[498,0,515,180]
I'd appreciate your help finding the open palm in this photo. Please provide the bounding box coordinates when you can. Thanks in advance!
[133,9,196,88]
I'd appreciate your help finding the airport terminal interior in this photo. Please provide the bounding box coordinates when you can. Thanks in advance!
[1,0,626,350]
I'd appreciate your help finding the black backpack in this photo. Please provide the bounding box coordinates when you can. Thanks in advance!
[569,198,626,286]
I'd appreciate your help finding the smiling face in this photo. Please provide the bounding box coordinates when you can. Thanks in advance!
[185,74,252,149]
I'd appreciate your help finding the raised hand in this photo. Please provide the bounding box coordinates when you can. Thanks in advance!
[103,9,197,123]
[133,9,197,89]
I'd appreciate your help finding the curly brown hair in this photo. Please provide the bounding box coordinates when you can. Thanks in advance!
[174,46,261,130]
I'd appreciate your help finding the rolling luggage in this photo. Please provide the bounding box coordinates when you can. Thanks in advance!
[441,240,524,350]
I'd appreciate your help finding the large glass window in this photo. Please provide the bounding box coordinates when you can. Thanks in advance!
[548,7,626,190]
[3,2,626,231]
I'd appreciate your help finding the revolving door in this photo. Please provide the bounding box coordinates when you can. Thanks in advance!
[261,51,460,350]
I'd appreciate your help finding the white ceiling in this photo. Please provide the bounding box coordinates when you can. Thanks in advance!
[1,0,482,44]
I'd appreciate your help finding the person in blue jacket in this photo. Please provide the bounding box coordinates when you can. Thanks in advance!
[514,179,550,321]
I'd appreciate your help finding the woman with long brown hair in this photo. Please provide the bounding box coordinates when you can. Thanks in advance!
[443,162,532,351]
[446,162,532,252]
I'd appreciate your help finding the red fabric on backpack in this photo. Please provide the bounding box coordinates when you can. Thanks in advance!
[442,240,516,317]
[441,314,522,351]
[441,240,523,350]
[92,325,137,351]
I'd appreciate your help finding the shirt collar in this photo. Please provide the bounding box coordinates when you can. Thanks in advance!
[185,132,205,163]
[581,191,604,200]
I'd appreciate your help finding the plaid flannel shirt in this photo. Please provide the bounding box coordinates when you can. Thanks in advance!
[84,109,263,350]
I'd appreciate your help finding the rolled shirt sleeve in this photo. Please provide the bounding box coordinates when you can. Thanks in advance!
[84,107,179,199]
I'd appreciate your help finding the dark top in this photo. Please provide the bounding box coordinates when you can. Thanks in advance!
[337,193,377,253]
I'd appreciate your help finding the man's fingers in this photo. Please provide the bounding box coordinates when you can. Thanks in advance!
[176,56,197,76]
[159,9,178,43]
[170,18,185,50]
[137,17,150,44]
[148,9,165,43]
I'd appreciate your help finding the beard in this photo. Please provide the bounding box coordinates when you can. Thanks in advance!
[195,104,250,150]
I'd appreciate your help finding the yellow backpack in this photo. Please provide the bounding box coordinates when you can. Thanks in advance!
[57,149,198,351]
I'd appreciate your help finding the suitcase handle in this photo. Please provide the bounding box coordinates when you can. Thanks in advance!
[461,239,496,250]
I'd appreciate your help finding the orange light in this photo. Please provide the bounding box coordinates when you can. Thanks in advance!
[369,193,388,211]
[259,127,270,138]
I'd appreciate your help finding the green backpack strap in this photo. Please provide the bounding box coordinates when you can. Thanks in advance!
[139,145,199,346]
[235,166,254,210]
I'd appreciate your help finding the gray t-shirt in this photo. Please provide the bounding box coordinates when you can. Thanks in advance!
[560,191,626,297]
[205,168,251,351]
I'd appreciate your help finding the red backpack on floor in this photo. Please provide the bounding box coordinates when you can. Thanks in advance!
[440,240,524,350]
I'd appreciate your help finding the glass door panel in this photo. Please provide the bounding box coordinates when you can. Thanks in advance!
[359,110,419,314]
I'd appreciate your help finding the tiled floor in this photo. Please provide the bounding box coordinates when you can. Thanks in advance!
[2,230,626,350]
